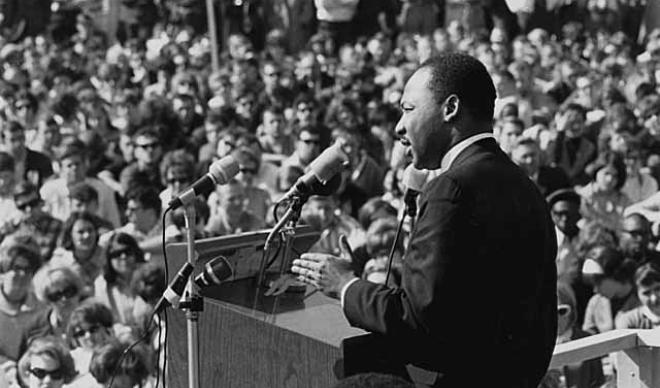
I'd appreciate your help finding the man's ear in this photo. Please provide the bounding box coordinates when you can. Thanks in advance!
[443,94,459,122]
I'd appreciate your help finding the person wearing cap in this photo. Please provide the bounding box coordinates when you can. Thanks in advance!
[581,245,640,334]
[11,182,63,261]
[547,188,582,285]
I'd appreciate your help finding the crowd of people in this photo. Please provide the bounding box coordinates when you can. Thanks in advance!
[0,0,659,387]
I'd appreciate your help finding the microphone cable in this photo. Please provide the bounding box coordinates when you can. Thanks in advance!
[384,211,406,286]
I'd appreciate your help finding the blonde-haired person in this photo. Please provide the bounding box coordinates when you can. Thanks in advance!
[22,266,85,349]
[16,336,77,388]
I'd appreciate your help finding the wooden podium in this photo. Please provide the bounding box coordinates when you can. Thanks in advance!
[165,228,365,388]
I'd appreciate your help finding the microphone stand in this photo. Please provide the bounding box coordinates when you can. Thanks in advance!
[180,205,203,388]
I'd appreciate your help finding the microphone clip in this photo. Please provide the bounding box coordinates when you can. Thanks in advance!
[178,294,204,312]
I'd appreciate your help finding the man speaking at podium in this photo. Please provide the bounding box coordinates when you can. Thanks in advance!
[292,53,557,388]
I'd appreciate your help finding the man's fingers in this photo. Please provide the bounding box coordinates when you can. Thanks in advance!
[300,253,325,262]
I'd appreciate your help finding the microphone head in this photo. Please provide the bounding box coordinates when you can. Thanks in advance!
[306,172,343,198]
[194,256,233,288]
[209,156,240,185]
[309,143,349,184]
[402,164,429,193]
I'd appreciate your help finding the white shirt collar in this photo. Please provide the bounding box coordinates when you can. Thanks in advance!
[424,132,495,184]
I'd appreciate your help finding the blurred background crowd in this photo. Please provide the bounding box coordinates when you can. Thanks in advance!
[1,0,660,387]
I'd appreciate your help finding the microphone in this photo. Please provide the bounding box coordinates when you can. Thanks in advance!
[278,143,349,203]
[194,256,233,288]
[154,262,194,313]
[402,165,429,217]
[168,155,240,210]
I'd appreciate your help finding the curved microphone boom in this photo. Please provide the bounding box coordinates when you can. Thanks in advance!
[168,155,240,210]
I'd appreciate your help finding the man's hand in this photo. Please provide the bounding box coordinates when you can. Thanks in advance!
[291,235,357,299]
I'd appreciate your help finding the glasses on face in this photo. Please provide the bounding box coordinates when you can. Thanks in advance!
[16,198,41,211]
[264,71,279,78]
[72,324,103,339]
[239,167,257,175]
[108,248,134,260]
[136,142,160,150]
[167,177,190,185]
[300,138,320,146]
[551,210,571,218]
[29,367,64,381]
[557,304,571,317]
[623,229,646,238]
[298,106,313,113]
[46,286,78,303]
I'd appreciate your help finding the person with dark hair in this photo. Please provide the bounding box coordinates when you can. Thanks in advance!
[119,127,165,196]
[577,151,631,232]
[618,213,660,265]
[616,261,660,329]
[0,120,53,188]
[94,233,145,325]
[68,182,114,234]
[547,189,582,285]
[258,105,295,160]
[50,212,105,294]
[548,103,598,186]
[40,140,121,228]
[158,149,197,211]
[292,53,557,387]
[581,245,640,334]
[102,186,162,246]
[89,340,153,388]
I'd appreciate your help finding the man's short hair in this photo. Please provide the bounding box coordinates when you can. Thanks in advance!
[57,138,88,161]
[561,103,587,120]
[419,53,496,122]
[635,262,660,288]
[126,186,161,215]
[68,182,99,203]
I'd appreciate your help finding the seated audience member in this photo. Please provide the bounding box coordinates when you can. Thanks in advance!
[547,189,582,284]
[0,152,19,235]
[16,336,77,388]
[618,213,660,265]
[169,198,211,242]
[616,261,660,329]
[67,182,114,234]
[120,127,165,196]
[511,138,570,197]
[0,235,44,366]
[10,182,63,261]
[257,105,295,160]
[94,233,145,326]
[101,186,162,246]
[130,261,166,334]
[205,179,265,236]
[228,147,272,222]
[24,266,85,350]
[50,212,105,293]
[581,245,640,334]
[548,103,597,186]
[332,372,414,388]
[0,120,53,188]
[621,145,658,204]
[65,302,117,385]
[235,132,280,200]
[361,217,403,286]
[89,341,153,388]
[577,151,631,232]
[278,124,324,191]
[332,128,385,218]
[158,149,197,211]
[40,140,121,228]
[357,197,398,232]
[540,282,604,388]
[301,195,366,257]
[495,116,524,156]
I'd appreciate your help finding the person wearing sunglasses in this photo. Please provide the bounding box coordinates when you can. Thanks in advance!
[94,233,145,326]
[65,302,117,388]
[10,182,63,262]
[539,281,604,388]
[0,235,44,380]
[119,127,165,196]
[222,147,272,222]
[16,336,76,388]
[158,149,196,212]
[25,266,84,344]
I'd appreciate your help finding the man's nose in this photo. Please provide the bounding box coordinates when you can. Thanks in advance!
[394,121,405,138]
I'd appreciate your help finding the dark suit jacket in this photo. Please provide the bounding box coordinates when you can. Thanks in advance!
[25,148,53,188]
[343,138,557,387]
